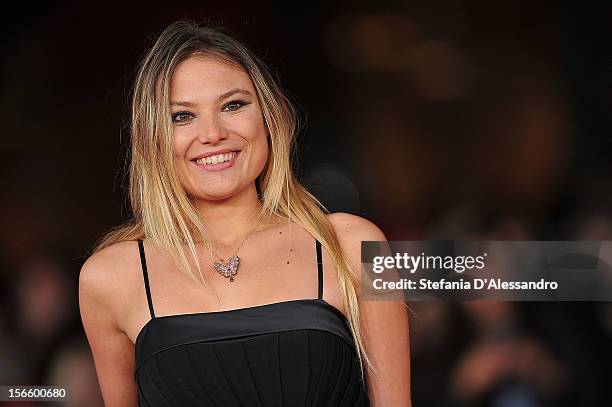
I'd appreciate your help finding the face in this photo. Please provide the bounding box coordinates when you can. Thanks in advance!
[169,55,269,201]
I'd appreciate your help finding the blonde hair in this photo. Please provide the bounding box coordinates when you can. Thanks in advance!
[92,20,376,383]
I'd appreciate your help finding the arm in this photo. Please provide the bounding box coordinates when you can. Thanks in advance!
[329,212,412,407]
[78,245,138,406]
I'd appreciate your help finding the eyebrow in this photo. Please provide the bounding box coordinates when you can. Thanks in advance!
[218,88,252,101]
[170,88,253,107]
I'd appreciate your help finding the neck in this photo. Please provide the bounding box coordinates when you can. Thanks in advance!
[193,183,278,251]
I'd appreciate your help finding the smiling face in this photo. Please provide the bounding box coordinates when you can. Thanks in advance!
[169,54,269,202]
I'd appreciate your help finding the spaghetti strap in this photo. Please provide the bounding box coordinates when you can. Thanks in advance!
[137,239,156,319]
[316,239,323,300]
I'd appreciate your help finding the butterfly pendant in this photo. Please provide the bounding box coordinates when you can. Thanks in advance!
[213,255,240,282]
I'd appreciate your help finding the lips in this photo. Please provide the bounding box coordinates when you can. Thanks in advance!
[191,148,242,161]
[191,150,240,171]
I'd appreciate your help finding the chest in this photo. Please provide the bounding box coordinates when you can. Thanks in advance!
[122,235,347,345]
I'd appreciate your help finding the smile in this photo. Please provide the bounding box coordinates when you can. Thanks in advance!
[191,151,240,171]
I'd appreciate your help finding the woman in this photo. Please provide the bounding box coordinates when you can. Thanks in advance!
[79,20,411,406]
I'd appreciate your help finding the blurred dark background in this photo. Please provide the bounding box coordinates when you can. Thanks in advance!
[0,1,611,406]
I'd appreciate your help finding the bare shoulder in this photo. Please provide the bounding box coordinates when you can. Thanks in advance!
[78,240,141,325]
[78,240,142,405]
[79,240,140,294]
[326,212,388,283]
[327,212,388,242]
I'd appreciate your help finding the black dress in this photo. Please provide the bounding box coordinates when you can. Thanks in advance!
[134,239,371,406]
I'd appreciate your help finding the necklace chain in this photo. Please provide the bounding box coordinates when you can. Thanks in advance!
[204,212,264,282]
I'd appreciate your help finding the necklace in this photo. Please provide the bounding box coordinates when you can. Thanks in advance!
[204,213,264,282]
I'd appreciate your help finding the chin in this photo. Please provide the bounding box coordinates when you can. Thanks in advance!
[190,188,239,201]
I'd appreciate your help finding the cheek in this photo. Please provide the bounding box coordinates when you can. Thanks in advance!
[236,107,267,140]
[254,137,269,169]
[172,128,191,156]
[229,110,269,162]
[172,132,195,186]
[248,116,269,167]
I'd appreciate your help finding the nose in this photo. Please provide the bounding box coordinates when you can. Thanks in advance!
[196,115,227,144]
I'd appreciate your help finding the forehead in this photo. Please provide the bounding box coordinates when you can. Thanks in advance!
[169,55,254,99]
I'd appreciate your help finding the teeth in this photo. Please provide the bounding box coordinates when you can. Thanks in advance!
[196,152,237,165]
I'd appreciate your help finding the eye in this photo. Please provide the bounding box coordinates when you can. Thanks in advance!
[171,111,194,124]
[222,100,249,112]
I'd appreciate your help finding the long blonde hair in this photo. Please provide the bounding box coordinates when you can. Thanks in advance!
[92,20,376,383]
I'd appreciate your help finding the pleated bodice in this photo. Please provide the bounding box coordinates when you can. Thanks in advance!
[134,239,370,407]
